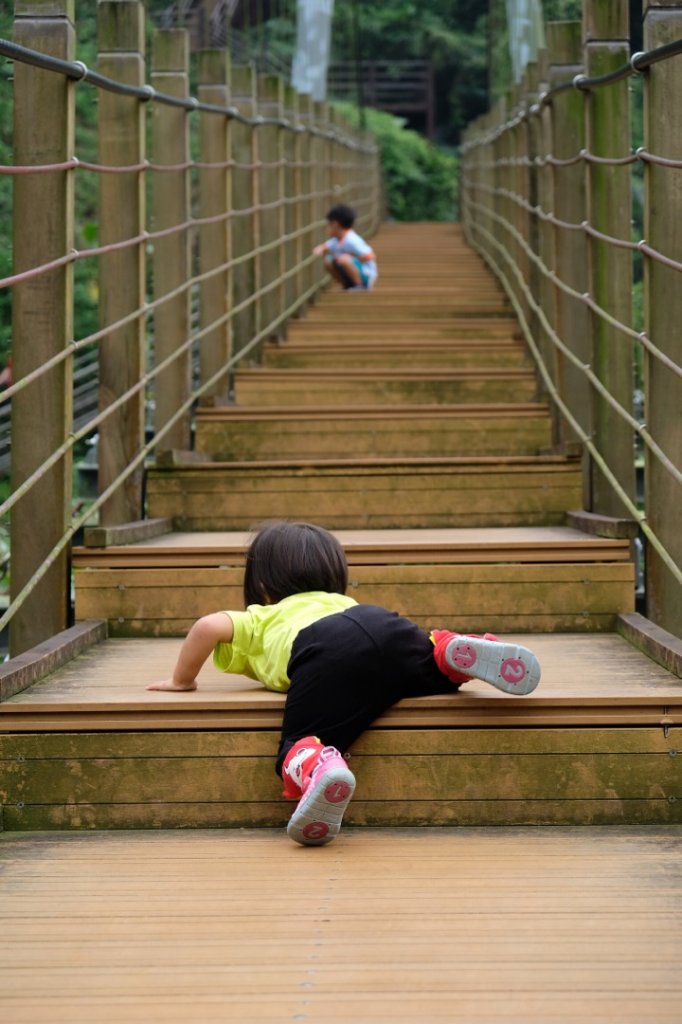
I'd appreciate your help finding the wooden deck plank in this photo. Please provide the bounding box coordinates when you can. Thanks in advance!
[72,526,631,568]
[144,457,582,530]
[1,827,681,1022]
[1,632,680,721]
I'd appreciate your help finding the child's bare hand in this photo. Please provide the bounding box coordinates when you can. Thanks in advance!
[147,678,197,692]
[313,244,327,256]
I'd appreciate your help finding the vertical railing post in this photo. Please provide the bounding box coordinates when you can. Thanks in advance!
[97,0,146,525]
[546,21,591,492]
[536,46,560,415]
[311,101,328,302]
[524,62,542,360]
[229,65,257,360]
[492,98,508,284]
[197,48,231,402]
[151,28,192,450]
[642,0,682,636]
[10,0,75,655]
[583,0,635,516]
[258,74,284,345]
[283,85,300,319]
[297,94,316,304]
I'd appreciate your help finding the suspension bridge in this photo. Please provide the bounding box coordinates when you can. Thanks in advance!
[0,1,681,1021]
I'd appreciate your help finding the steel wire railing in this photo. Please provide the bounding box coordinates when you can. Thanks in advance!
[0,11,381,655]
[460,6,682,640]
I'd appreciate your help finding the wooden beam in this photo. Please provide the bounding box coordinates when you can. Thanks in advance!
[10,0,75,655]
[583,0,635,516]
[83,517,173,548]
[566,510,638,539]
[642,0,682,638]
[151,28,192,450]
[96,0,146,525]
[618,611,682,679]
[0,620,106,702]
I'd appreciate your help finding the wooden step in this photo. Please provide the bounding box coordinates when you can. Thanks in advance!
[194,404,553,461]
[232,368,538,406]
[72,527,634,637]
[288,317,521,339]
[304,303,511,319]
[144,456,582,530]
[262,339,529,369]
[1,630,679,828]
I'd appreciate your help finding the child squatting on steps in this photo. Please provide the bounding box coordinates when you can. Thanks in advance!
[313,203,378,291]
[148,521,541,847]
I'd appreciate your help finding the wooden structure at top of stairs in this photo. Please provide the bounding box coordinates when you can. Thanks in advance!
[1,222,680,834]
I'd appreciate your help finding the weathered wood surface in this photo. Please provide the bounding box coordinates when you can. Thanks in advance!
[73,525,630,569]
[2,632,676,724]
[262,338,529,369]
[0,632,680,827]
[145,456,581,530]
[73,561,634,636]
[232,367,538,406]
[642,2,682,638]
[2,828,681,1022]
[194,404,553,460]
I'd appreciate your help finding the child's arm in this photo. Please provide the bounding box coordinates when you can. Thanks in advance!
[147,612,234,691]
[313,241,330,256]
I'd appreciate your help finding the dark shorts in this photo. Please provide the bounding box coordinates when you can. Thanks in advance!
[276,604,452,772]
[333,256,371,289]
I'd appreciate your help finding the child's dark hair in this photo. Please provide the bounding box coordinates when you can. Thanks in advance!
[326,204,356,229]
[244,521,349,606]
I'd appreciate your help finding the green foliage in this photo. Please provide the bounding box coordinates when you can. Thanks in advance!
[540,0,582,18]
[334,102,457,222]
[331,1,488,145]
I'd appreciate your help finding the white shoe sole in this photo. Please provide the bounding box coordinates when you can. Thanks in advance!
[287,763,356,847]
[445,635,541,695]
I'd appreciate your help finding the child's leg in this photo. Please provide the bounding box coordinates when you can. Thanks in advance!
[323,254,347,287]
[333,253,364,288]
[281,737,355,846]
[431,630,541,695]
[277,607,417,845]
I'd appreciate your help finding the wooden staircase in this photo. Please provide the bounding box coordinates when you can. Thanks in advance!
[1,222,680,832]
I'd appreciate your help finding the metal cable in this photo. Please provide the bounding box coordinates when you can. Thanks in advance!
[463,209,682,591]
[460,35,682,154]
[0,36,377,155]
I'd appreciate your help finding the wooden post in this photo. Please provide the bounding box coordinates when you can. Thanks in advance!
[258,74,285,344]
[546,21,591,487]
[536,46,560,414]
[10,0,75,655]
[523,62,542,368]
[197,49,231,403]
[583,0,635,516]
[642,0,682,637]
[283,85,300,318]
[97,0,146,525]
[229,65,257,361]
[297,93,316,303]
[151,28,191,449]
[311,100,329,302]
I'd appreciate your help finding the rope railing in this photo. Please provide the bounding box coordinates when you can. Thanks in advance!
[0,6,382,654]
[460,3,682,639]
[0,36,376,152]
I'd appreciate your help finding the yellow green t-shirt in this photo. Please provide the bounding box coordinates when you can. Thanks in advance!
[212,591,358,692]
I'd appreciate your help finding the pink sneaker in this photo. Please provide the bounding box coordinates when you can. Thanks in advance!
[282,740,356,847]
[439,633,541,695]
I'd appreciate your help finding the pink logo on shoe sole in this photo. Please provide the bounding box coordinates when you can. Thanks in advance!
[302,821,330,840]
[450,644,477,669]
[324,780,352,804]
[500,658,527,685]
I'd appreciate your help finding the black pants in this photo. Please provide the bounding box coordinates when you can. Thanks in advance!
[276,604,452,775]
